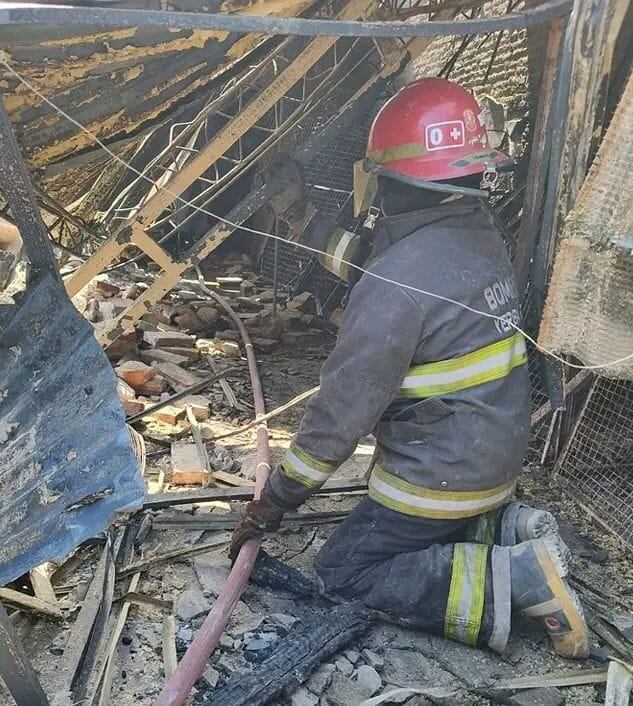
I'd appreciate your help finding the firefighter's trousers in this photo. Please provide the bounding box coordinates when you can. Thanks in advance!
[314,497,513,652]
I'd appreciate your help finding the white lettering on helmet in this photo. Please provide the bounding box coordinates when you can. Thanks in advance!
[425,121,466,152]
[429,127,443,146]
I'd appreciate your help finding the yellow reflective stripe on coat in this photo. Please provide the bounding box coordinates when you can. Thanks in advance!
[281,443,337,488]
[368,465,516,519]
[444,543,488,645]
[322,227,360,280]
[400,332,527,399]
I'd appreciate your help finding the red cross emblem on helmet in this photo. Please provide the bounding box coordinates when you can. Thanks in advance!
[353,78,508,215]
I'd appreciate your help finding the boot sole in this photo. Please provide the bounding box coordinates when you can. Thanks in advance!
[519,511,572,574]
[529,539,589,659]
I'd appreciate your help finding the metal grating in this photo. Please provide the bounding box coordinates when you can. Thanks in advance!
[259,94,378,312]
[553,377,633,549]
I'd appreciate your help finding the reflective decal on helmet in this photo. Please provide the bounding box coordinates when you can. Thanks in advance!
[451,150,500,168]
[463,109,477,132]
[425,121,465,151]
[367,142,427,164]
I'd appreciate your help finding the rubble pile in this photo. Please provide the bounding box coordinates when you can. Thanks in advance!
[0,255,631,706]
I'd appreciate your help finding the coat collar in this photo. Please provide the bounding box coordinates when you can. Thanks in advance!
[371,198,483,258]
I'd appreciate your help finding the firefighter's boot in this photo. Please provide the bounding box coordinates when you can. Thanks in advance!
[468,503,572,570]
[504,503,572,570]
[510,537,589,658]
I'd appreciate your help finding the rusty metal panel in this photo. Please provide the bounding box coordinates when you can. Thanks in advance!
[538,70,633,379]
[0,273,144,586]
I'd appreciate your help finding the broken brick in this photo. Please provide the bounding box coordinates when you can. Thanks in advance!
[140,349,191,368]
[152,405,186,425]
[174,395,211,420]
[173,309,205,331]
[122,399,145,416]
[84,299,100,323]
[105,330,138,362]
[195,305,220,326]
[215,340,241,357]
[171,442,210,485]
[134,376,167,396]
[152,362,204,388]
[93,279,120,299]
[235,297,263,312]
[251,337,278,353]
[281,330,324,346]
[166,346,200,360]
[99,297,134,321]
[122,283,144,299]
[115,361,156,389]
[142,330,195,349]
[215,329,241,343]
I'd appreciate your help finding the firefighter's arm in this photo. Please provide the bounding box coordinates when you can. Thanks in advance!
[266,270,426,509]
[261,157,363,282]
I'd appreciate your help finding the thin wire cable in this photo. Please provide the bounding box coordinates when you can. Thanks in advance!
[4,56,633,372]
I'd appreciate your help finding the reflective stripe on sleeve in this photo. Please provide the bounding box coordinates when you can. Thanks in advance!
[281,443,338,489]
[400,332,527,399]
[368,465,516,519]
[444,543,489,646]
[322,227,360,280]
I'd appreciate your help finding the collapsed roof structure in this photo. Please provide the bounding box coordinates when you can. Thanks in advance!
[0,0,632,704]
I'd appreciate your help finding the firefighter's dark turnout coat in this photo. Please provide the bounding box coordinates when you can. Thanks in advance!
[265,198,531,652]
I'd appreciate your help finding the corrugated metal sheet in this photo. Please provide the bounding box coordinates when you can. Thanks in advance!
[0,272,144,586]
[538,70,633,379]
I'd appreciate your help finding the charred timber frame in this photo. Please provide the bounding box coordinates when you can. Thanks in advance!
[64,0,376,345]
[0,0,573,36]
[57,0,573,350]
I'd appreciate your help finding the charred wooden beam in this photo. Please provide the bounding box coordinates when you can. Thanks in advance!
[204,601,373,706]
[143,476,368,510]
[0,601,49,706]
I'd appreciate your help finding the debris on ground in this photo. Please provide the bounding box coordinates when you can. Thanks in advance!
[2,253,632,706]
[1,4,632,704]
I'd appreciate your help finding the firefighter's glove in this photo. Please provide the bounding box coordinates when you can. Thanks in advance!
[230,493,285,562]
[254,156,308,235]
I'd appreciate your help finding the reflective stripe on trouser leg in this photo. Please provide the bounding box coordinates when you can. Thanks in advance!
[444,543,488,646]
[281,442,338,488]
[488,545,512,652]
[465,506,505,544]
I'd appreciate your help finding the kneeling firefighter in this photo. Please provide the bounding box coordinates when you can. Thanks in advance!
[231,78,589,658]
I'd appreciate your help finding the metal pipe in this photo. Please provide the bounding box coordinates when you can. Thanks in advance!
[154,286,270,706]
[0,0,573,37]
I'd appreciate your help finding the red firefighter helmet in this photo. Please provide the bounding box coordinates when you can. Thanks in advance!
[367,77,507,183]
[353,78,509,216]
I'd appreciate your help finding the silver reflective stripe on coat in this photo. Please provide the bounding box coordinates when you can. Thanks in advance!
[281,443,337,488]
[368,464,516,519]
[322,227,360,280]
